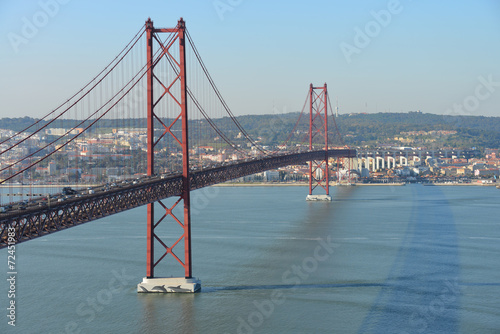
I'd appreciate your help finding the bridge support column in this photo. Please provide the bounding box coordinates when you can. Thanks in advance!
[306,83,332,201]
[387,156,395,169]
[376,156,385,170]
[138,18,200,293]
[368,157,375,172]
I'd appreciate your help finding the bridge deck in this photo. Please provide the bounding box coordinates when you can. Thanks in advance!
[0,149,355,247]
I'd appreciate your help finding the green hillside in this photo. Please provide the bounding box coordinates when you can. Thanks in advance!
[1,111,499,151]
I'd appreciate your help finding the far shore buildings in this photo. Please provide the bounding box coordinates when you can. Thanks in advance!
[1,124,499,184]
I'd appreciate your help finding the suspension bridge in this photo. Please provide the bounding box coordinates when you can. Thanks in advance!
[0,18,356,292]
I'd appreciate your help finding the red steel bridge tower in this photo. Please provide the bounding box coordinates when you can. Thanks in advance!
[306,83,332,201]
[137,18,200,293]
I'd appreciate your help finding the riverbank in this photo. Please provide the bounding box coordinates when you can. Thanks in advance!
[214,182,307,187]
[215,182,498,187]
[423,183,498,186]
[214,182,407,187]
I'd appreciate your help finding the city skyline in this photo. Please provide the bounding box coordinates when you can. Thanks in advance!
[1,0,499,120]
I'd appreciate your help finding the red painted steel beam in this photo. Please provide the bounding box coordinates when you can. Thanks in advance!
[178,18,193,279]
[146,18,155,278]
[309,84,313,195]
[324,83,329,195]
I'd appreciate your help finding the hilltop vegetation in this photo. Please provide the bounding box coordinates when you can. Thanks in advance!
[236,111,500,151]
[334,112,500,150]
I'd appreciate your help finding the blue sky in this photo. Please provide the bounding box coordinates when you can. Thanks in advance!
[0,0,499,119]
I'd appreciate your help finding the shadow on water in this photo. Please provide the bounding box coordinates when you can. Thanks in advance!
[302,184,357,232]
[359,185,461,334]
[200,281,499,293]
[201,282,387,293]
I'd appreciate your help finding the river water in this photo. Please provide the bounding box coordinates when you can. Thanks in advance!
[1,184,499,333]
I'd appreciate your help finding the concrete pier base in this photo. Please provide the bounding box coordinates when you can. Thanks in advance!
[306,194,332,201]
[137,277,201,293]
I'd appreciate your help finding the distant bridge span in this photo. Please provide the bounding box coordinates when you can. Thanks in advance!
[0,149,355,248]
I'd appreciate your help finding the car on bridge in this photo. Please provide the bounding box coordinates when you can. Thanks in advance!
[62,187,77,195]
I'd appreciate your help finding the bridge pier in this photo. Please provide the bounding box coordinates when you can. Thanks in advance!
[138,277,201,293]
[306,194,332,201]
